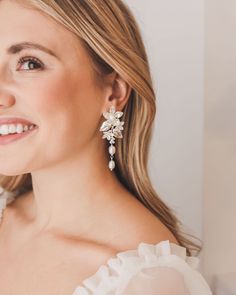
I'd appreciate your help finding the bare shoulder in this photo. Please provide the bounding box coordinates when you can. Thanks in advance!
[6,189,178,251]
[59,190,180,272]
[1,189,180,285]
[99,191,179,253]
[77,192,180,275]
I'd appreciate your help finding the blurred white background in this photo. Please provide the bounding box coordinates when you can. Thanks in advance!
[125,0,236,293]
[125,0,204,254]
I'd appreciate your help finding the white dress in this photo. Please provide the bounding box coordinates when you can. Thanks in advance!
[0,187,213,295]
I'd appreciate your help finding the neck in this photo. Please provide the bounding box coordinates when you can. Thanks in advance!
[27,141,124,238]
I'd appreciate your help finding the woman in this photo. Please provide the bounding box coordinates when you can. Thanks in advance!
[0,0,212,294]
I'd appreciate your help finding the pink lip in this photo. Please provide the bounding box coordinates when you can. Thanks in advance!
[0,117,36,125]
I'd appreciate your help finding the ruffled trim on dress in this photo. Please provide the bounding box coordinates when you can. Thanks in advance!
[72,240,200,295]
[0,186,18,223]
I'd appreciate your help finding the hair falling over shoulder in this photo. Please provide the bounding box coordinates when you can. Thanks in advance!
[0,0,202,256]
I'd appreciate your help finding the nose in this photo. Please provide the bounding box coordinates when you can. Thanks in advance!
[0,64,16,108]
[0,92,15,108]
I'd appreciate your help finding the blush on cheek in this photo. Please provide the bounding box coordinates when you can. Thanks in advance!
[34,77,71,115]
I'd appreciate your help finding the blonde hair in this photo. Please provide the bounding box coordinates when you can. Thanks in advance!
[0,0,201,255]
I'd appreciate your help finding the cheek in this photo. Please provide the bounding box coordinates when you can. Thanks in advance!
[26,70,103,146]
[32,74,76,117]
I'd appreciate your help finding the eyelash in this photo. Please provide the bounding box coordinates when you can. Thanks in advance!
[17,56,44,71]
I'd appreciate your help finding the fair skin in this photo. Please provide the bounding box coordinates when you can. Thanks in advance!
[0,0,178,294]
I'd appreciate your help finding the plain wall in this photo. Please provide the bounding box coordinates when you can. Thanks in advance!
[203,0,236,286]
[125,0,205,240]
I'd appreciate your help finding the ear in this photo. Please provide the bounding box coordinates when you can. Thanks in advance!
[102,72,132,112]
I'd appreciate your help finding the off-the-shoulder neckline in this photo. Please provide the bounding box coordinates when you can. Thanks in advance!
[0,188,200,295]
[71,239,199,294]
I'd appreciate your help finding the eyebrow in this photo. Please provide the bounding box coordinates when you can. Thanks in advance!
[7,42,59,59]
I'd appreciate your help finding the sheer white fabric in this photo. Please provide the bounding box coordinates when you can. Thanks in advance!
[0,187,213,295]
[72,240,212,295]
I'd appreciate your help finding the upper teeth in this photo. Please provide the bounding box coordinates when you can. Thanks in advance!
[0,123,35,135]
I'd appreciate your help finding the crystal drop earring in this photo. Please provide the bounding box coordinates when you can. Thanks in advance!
[99,105,124,171]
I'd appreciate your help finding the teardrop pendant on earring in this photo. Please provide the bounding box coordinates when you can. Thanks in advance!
[108,159,115,171]
[108,144,116,171]
[109,145,116,156]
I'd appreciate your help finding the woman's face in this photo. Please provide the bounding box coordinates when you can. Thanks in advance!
[0,0,108,175]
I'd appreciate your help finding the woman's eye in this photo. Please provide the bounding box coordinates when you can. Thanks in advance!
[17,56,44,71]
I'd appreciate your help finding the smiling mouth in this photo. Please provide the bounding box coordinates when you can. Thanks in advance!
[0,124,38,137]
[0,125,38,145]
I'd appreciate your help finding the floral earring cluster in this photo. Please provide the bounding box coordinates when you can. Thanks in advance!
[100,105,124,171]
